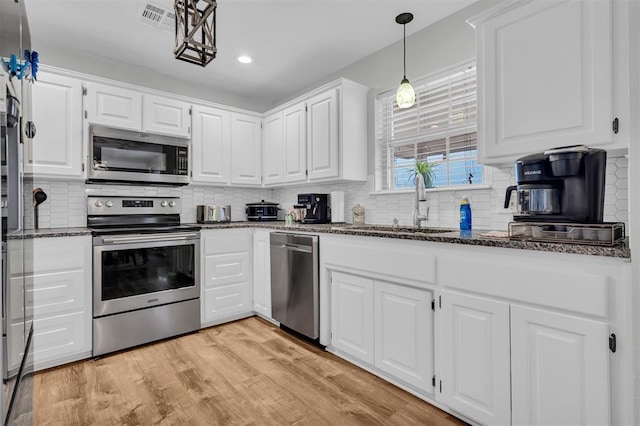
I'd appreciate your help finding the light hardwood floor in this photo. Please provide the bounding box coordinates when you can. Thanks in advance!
[34,317,466,425]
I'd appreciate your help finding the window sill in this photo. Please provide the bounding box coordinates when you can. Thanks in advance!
[369,184,492,196]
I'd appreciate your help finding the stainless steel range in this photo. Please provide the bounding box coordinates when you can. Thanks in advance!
[88,196,200,356]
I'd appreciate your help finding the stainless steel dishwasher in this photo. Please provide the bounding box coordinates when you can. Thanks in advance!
[270,232,319,340]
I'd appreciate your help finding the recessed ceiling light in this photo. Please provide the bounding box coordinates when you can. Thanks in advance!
[237,56,253,64]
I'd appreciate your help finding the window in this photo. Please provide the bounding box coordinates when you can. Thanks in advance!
[376,63,482,191]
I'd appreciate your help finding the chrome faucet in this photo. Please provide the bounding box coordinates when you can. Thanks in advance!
[413,174,428,227]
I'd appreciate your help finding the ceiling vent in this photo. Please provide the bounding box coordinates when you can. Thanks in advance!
[139,3,175,33]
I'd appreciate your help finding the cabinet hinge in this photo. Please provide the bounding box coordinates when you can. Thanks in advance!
[439,295,441,309]
[612,118,619,134]
[189,107,192,116]
[84,110,87,119]
[305,169,309,176]
[82,85,87,96]
[609,333,617,353]
[439,380,442,393]
[189,170,193,178]
[305,105,308,112]
[431,300,435,311]
[432,375,436,387]
[82,163,85,172]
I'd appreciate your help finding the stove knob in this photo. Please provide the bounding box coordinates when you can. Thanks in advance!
[161,201,169,207]
[94,200,104,207]
[169,200,177,207]
[105,201,114,208]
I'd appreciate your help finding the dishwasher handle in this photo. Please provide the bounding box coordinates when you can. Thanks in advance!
[275,243,313,254]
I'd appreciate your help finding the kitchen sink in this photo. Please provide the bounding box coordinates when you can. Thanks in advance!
[336,225,454,234]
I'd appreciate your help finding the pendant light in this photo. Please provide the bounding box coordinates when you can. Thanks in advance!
[395,12,415,109]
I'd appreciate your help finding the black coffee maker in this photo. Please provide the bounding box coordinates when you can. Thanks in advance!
[296,193,331,224]
[504,145,606,223]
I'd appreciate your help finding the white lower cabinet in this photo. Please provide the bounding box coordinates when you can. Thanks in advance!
[330,270,433,395]
[440,290,511,425]
[374,281,433,394]
[23,236,92,371]
[510,304,610,426]
[252,230,272,318]
[441,290,612,426]
[331,272,374,365]
[201,229,253,326]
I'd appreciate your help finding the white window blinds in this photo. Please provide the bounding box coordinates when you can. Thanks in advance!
[376,63,481,190]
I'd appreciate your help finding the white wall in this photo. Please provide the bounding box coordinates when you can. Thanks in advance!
[33,42,271,112]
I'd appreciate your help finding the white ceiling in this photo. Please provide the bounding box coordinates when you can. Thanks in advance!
[25,0,476,105]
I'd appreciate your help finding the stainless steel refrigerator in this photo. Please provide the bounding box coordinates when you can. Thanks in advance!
[1,0,34,424]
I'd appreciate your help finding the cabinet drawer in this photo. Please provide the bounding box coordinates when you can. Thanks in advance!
[33,311,91,369]
[10,236,90,274]
[29,270,87,318]
[203,253,250,289]
[202,229,253,255]
[203,283,252,320]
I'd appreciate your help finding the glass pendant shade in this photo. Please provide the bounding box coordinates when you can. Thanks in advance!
[396,77,415,109]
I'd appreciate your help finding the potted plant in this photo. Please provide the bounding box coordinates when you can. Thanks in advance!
[407,160,437,188]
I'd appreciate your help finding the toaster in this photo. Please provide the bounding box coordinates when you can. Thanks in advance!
[197,205,231,223]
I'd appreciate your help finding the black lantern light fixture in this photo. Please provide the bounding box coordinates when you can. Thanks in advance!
[174,0,217,67]
[395,12,415,109]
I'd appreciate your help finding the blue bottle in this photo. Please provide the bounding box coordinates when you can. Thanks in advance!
[460,197,472,231]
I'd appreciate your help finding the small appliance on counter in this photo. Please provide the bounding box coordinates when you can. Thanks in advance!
[246,200,280,221]
[197,205,231,223]
[504,145,606,223]
[295,193,331,224]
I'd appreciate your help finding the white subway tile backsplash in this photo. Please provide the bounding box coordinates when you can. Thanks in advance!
[23,156,629,231]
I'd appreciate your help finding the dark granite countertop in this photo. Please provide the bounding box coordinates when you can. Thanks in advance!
[198,221,630,258]
[7,228,93,240]
[11,223,629,258]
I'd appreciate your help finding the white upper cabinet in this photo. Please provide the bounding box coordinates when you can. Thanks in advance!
[262,112,284,185]
[307,88,339,180]
[85,82,191,138]
[230,113,262,185]
[262,102,307,186]
[191,104,231,184]
[27,71,83,178]
[262,78,367,186]
[469,0,628,165]
[142,94,191,138]
[85,82,142,131]
[282,103,307,183]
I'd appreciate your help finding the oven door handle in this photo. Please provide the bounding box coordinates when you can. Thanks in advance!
[101,232,200,244]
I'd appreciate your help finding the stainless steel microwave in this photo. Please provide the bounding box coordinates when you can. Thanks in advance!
[87,125,190,186]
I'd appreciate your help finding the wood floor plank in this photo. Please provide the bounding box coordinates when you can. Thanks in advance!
[33,317,467,425]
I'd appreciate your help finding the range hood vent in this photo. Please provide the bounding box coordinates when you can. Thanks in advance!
[139,3,175,33]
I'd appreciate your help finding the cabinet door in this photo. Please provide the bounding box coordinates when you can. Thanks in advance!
[85,82,142,131]
[283,103,307,183]
[191,105,230,184]
[374,281,433,394]
[262,112,284,185]
[511,304,610,426]
[253,231,271,318]
[142,94,191,138]
[306,88,339,180]
[472,0,613,164]
[230,113,262,185]
[440,290,511,426]
[27,72,83,178]
[330,271,374,365]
